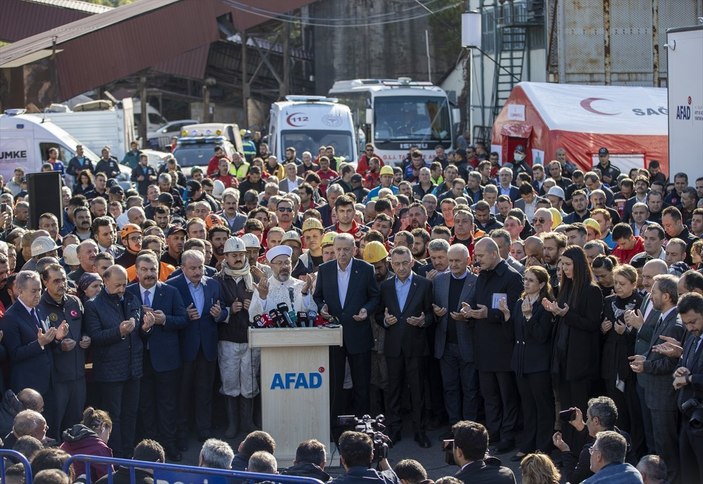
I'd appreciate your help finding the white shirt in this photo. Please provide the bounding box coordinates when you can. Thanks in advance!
[286,178,300,192]
[337,262,352,307]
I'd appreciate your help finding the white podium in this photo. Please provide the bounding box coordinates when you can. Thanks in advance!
[249,327,343,462]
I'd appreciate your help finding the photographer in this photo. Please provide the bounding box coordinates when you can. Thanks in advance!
[450,421,515,484]
[281,439,330,482]
[552,396,634,484]
[673,292,703,484]
[332,431,397,484]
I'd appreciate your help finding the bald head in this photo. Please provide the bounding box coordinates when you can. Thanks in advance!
[642,258,668,292]
[474,237,501,270]
[17,389,44,412]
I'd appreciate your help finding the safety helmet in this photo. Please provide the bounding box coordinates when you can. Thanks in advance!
[363,241,388,264]
[120,223,142,241]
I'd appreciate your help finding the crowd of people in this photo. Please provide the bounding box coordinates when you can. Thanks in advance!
[0,138,701,484]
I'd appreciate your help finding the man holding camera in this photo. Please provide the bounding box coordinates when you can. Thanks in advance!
[450,421,515,484]
[332,431,397,484]
[673,292,703,484]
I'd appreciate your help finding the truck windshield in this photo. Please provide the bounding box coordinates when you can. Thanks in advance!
[373,95,451,143]
[280,130,354,161]
[173,144,217,167]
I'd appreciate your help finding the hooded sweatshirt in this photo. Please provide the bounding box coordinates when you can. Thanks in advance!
[60,424,113,482]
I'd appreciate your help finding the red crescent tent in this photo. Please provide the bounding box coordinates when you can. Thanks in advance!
[491,82,669,176]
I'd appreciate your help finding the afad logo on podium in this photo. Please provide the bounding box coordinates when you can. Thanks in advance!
[271,367,325,390]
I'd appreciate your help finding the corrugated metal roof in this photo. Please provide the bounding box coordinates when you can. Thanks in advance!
[0,0,94,43]
[22,0,113,14]
[0,0,318,101]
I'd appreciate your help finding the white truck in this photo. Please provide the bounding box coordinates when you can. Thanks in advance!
[0,109,131,187]
[30,98,136,162]
[268,96,358,165]
[667,25,703,176]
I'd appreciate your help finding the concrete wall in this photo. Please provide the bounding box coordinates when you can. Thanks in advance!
[310,0,459,94]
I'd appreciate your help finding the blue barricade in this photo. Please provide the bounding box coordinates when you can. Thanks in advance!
[0,449,33,483]
[64,455,325,484]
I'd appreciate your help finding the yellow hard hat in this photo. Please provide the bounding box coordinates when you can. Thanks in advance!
[363,241,388,264]
[549,207,562,229]
[320,231,338,248]
[379,166,394,176]
[302,218,324,233]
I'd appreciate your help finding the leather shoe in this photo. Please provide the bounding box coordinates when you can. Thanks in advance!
[491,439,515,454]
[414,432,432,448]
[166,448,182,462]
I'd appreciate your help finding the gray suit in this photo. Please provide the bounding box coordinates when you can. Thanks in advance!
[432,271,479,423]
[640,307,685,484]
[634,294,659,453]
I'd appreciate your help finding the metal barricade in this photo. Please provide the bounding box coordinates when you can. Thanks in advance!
[0,449,33,483]
[64,454,325,484]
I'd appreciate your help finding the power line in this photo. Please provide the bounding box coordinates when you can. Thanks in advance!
[222,0,463,28]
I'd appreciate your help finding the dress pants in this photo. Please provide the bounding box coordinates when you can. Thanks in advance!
[636,382,655,453]
[100,378,140,457]
[680,421,703,484]
[604,377,645,457]
[330,346,371,418]
[52,378,86,441]
[179,349,217,439]
[139,354,180,450]
[515,372,554,453]
[478,370,519,442]
[439,343,479,423]
[651,408,680,483]
[385,354,425,433]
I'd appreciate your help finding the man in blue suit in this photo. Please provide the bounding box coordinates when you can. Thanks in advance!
[126,251,187,461]
[313,233,380,418]
[1,271,69,399]
[167,249,228,446]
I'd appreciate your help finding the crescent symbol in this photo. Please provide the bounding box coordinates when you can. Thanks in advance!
[579,97,620,116]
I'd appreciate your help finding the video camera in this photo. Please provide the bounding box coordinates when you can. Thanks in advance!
[337,414,390,462]
[682,398,703,436]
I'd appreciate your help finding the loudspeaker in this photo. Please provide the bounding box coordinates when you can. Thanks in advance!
[28,172,63,230]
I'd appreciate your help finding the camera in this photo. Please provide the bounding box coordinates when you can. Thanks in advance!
[682,399,703,436]
[442,438,456,465]
[337,414,389,462]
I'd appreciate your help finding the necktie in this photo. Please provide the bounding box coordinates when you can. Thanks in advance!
[654,316,663,335]
[31,308,42,330]
[143,290,151,307]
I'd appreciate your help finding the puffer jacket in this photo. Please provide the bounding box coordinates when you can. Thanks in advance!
[85,288,143,382]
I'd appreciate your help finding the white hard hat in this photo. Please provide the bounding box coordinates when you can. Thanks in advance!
[212,179,226,200]
[241,233,261,249]
[63,244,80,266]
[31,236,59,257]
[223,236,246,253]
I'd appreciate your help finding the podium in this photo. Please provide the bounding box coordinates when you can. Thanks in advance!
[249,327,343,462]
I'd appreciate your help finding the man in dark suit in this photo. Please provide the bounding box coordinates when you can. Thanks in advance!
[126,252,187,461]
[38,263,89,441]
[462,238,522,453]
[630,274,684,483]
[1,271,69,399]
[85,264,144,458]
[168,249,228,446]
[376,246,433,448]
[496,168,520,202]
[627,258,667,455]
[452,420,516,484]
[314,232,380,418]
[673,293,703,484]
[432,244,479,426]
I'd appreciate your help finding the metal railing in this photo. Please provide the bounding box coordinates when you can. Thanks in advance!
[0,449,33,483]
[64,454,325,484]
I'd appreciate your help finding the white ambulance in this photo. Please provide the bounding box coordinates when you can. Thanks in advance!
[268,96,358,166]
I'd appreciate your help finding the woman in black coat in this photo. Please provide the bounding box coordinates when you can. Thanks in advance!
[500,265,556,460]
[544,245,603,416]
[600,263,644,456]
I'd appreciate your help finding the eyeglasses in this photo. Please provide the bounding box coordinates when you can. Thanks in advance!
[588,445,600,455]
[277,207,293,213]
[534,218,547,224]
